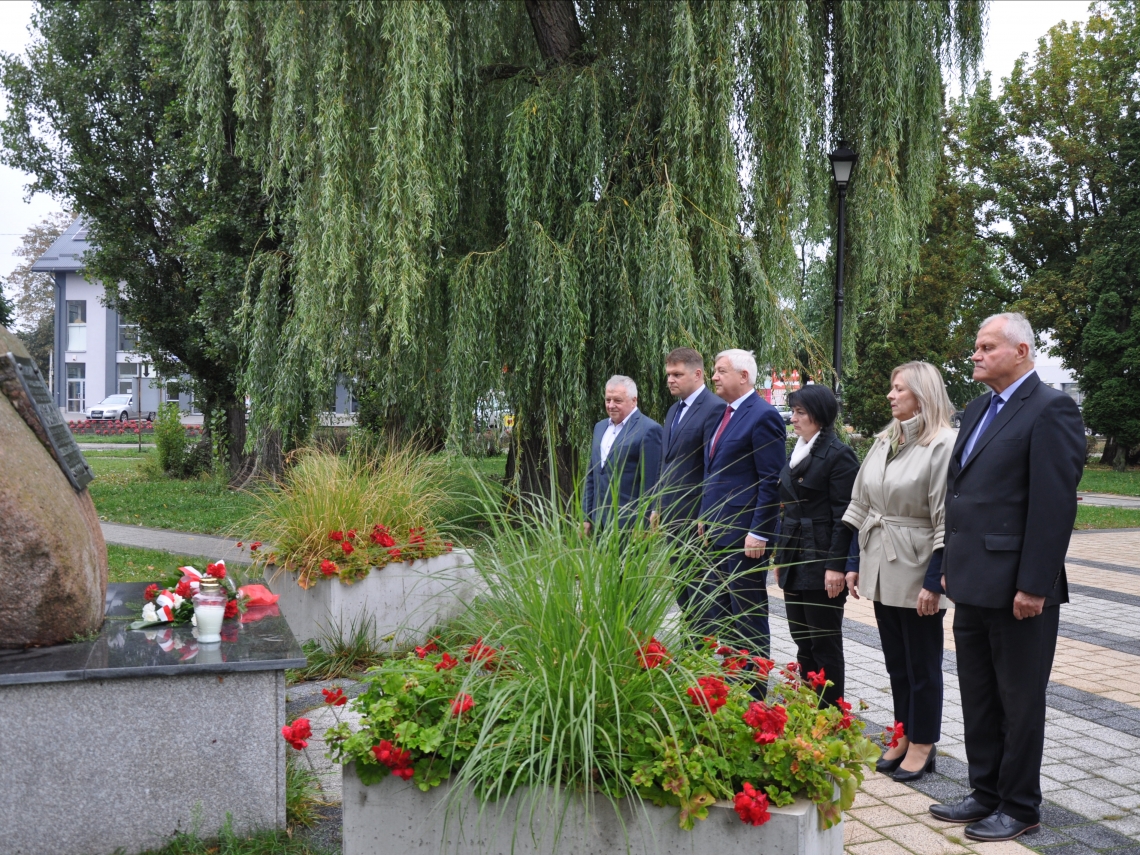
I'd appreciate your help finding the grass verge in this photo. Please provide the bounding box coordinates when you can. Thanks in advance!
[107,544,220,583]
[1080,465,1140,497]
[285,752,328,831]
[128,820,330,854]
[1075,505,1140,530]
[288,613,386,683]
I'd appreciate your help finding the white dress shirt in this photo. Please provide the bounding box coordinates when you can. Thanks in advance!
[672,386,705,429]
[601,408,637,466]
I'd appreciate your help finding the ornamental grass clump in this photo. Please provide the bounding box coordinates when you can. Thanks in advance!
[241,441,452,587]
[323,491,879,838]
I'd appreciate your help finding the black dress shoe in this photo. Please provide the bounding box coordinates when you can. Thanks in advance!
[891,747,936,783]
[929,796,998,824]
[875,752,904,774]
[964,811,1040,842]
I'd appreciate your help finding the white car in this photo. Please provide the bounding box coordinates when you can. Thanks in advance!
[87,394,135,421]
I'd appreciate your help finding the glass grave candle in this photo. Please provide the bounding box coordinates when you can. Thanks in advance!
[193,576,227,643]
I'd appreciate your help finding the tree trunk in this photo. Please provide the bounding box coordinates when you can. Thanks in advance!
[225,402,249,480]
[1114,444,1128,473]
[1102,436,1119,466]
[231,427,284,489]
[524,0,584,64]
[505,429,578,514]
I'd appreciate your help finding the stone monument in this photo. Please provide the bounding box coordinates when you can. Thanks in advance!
[0,324,106,647]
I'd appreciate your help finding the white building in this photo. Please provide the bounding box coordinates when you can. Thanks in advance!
[33,217,357,420]
[1037,335,1082,404]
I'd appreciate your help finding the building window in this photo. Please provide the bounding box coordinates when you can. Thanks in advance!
[66,363,86,412]
[1061,382,1083,405]
[118,318,138,352]
[165,382,180,406]
[118,364,138,395]
[66,301,87,351]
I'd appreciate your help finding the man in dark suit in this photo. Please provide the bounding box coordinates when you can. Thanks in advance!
[653,348,724,528]
[696,349,787,658]
[582,375,663,532]
[930,313,1086,843]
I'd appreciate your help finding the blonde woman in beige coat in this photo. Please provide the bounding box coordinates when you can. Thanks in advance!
[842,361,956,784]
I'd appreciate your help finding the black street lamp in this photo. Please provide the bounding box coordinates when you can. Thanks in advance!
[828,140,857,421]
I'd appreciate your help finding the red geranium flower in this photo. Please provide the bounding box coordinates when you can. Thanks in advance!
[341,541,355,556]
[836,697,853,729]
[445,541,453,552]
[320,559,339,576]
[322,687,348,706]
[250,541,262,552]
[808,669,827,689]
[370,525,396,547]
[450,693,475,716]
[751,657,775,678]
[733,782,771,826]
[687,675,729,714]
[175,579,193,599]
[144,583,159,602]
[329,530,344,542]
[224,599,239,619]
[785,661,800,673]
[236,541,243,548]
[743,701,788,743]
[205,562,226,579]
[464,638,497,670]
[636,636,670,669]
[371,739,413,779]
[346,529,357,540]
[415,641,438,659]
[722,648,750,673]
[388,547,402,560]
[281,718,312,751]
[885,721,905,749]
[435,652,459,671]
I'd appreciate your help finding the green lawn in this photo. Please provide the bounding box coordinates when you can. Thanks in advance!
[1079,465,1140,497]
[87,455,261,536]
[1075,505,1140,530]
[107,544,221,583]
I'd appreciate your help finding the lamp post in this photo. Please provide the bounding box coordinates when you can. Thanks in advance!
[828,140,857,421]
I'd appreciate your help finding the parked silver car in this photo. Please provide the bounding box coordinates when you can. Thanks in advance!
[86,394,136,420]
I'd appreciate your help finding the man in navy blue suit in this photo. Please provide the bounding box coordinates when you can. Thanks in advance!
[582,375,663,533]
[696,349,787,658]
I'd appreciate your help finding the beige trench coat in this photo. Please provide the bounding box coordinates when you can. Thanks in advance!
[842,419,956,609]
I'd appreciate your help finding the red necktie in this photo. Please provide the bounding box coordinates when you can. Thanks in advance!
[709,404,733,458]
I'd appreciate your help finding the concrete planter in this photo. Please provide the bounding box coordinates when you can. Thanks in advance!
[265,549,477,645]
[342,763,842,855]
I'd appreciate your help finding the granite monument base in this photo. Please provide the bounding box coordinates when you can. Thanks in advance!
[265,549,477,645]
[343,763,843,855]
[0,583,306,855]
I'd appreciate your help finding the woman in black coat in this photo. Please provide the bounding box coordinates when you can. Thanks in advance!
[774,385,859,707]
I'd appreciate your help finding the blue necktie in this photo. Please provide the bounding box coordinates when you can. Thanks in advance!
[671,401,686,433]
[963,394,1002,463]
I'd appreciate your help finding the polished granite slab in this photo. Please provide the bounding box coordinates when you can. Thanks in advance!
[0,582,307,685]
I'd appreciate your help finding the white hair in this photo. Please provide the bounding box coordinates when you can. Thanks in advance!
[605,374,638,398]
[715,349,758,387]
[980,312,1036,360]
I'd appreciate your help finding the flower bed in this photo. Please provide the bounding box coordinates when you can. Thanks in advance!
[68,418,206,438]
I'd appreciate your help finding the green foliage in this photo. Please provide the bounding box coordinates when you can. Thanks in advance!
[1075,506,1140,530]
[284,752,327,831]
[289,613,387,683]
[325,496,876,837]
[181,1,983,484]
[107,544,217,584]
[1079,466,1140,498]
[154,402,206,478]
[0,211,71,335]
[846,106,1004,433]
[0,289,13,328]
[243,442,452,587]
[126,817,326,855]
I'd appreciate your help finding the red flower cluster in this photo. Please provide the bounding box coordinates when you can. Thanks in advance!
[743,701,788,744]
[751,657,775,678]
[329,530,344,542]
[785,661,800,674]
[224,599,239,620]
[733,782,771,826]
[807,669,827,689]
[175,579,193,599]
[636,636,670,669]
[388,548,402,560]
[250,541,262,552]
[408,527,426,553]
[320,559,339,577]
[836,697,853,729]
[464,638,497,670]
[717,646,750,674]
[346,529,357,540]
[370,525,396,547]
[435,652,459,671]
[885,721,905,749]
[144,583,159,602]
[372,739,414,780]
[281,718,312,750]
[415,641,438,659]
[687,675,729,714]
[205,562,226,579]
[450,693,475,717]
[341,542,355,556]
[322,688,347,706]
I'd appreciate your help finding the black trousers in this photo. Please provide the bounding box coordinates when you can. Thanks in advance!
[685,548,770,660]
[873,601,945,745]
[784,588,846,706]
[954,603,1059,825]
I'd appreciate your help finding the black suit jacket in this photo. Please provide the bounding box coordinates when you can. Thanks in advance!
[658,387,724,525]
[582,409,664,529]
[943,372,1086,608]
[774,430,859,590]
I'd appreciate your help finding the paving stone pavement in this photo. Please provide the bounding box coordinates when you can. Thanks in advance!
[100,521,254,565]
[277,527,1140,853]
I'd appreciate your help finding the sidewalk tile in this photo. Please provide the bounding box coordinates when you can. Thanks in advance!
[847,804,913,828]
[847,840,912,855]
[884,792,944,816]
[852,790,884,809]
[1070,777,1133,798]
[842,819,883,845]
[880,822,969,854]
[861,774,925,798]
[1046,789,1117,819]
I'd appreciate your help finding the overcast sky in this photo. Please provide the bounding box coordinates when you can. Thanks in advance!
[0,0,1097,301]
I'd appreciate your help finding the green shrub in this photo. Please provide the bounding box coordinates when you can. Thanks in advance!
[154,402,209,478]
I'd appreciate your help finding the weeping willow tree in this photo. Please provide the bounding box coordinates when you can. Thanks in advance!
[181,0,984,495]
